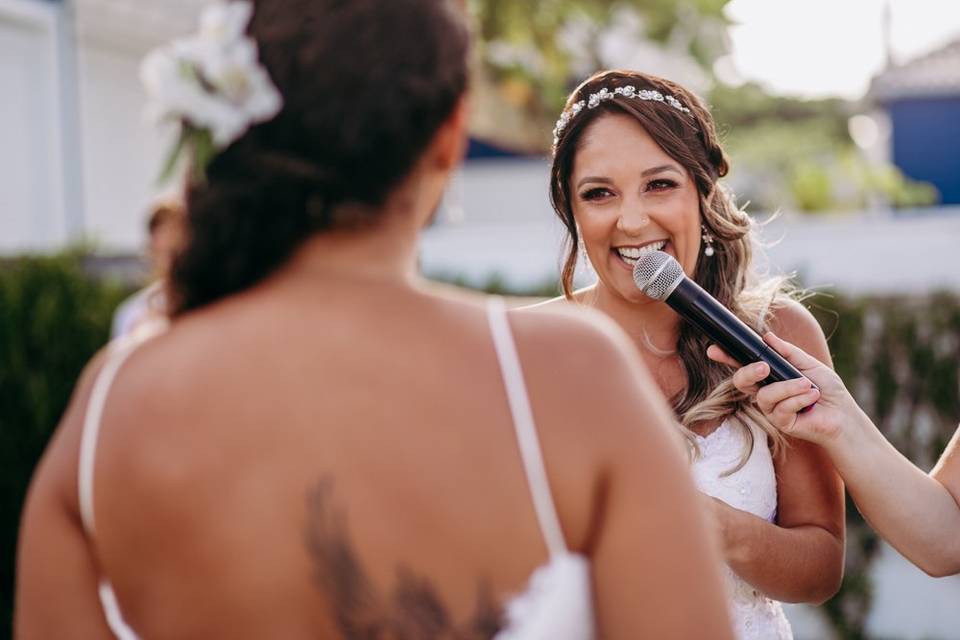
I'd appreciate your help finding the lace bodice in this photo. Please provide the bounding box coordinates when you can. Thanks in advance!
[690,420,793,640]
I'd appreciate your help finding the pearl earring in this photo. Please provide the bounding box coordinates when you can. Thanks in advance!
[701,224,716,257]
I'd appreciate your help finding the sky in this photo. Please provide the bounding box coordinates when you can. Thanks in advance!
[723,0,960,99]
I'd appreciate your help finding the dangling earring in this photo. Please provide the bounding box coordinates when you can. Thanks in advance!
[576,228,594,278]
[578,236,591,270]
[701,223,716,257]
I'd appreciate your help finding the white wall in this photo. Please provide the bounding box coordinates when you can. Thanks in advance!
[0,0,67,251]
[76,40,171,250]
[423,158,960,294]
[785,541,960,640]
[0,0,187,255]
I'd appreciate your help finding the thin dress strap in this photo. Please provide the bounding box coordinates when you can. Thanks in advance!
[79,339,138,537]
[486,297,568,558]
[78,327,164,640]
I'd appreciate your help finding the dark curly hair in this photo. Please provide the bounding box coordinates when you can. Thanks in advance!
[169,0,470,315]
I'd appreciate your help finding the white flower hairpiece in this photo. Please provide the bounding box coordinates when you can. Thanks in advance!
[552,85,693,147]
[141,1,283,183]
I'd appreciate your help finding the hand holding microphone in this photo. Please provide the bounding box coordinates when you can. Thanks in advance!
[704,332,878,446]
[632,251,818,411]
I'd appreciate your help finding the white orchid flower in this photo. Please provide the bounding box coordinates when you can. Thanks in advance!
[199,1,253,44]
[140,0,283,181]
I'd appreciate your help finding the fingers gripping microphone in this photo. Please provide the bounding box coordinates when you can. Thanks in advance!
[633,251,809,387]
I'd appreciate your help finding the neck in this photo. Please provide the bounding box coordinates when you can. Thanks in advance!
[585,281,682,355]
[280,201,423,290]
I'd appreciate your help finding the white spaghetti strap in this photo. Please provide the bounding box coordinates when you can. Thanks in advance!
[98,581,139,640]
[78,326,165,640]
[486,297,568,558]
[78,337,143,537]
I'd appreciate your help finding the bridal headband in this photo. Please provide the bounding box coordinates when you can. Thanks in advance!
[140,1,283,182]
[552,85,693,147]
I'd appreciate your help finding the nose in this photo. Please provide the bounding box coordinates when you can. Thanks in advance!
[616,203,650,235]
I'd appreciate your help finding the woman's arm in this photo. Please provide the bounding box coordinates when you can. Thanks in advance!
[516,308,735,639]
[711,330,960,577]
[709,436,845,603]
[16,355,117,639]
[583,323,735,638]
[709,302,845,603]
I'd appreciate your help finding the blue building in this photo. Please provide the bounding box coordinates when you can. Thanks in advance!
[871,39,960,205]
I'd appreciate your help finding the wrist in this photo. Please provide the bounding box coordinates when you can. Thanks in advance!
[716,501,747,563]
[823,404,879,459]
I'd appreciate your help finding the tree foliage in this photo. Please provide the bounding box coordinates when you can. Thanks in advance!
[469,0,730,127]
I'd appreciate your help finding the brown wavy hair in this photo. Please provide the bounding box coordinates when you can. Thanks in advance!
[550,70,792,470]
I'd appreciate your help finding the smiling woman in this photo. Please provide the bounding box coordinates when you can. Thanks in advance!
[533,69,846,640]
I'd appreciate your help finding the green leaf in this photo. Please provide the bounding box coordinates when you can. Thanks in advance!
[156,125,189,186]
[190,128,216,185]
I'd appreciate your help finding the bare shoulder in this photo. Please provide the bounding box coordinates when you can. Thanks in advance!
[768,297,831,365]
[25,347,113,508]
[520,294,567,310]
[508,300,691,554]
[520,286,593,312]
[510,299,640,371]
[509,302,683,458]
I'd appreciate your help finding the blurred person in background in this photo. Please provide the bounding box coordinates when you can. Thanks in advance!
[15,2,733,638]
[535,69,845,639]
[110,199,186,340]
[711,332,960,578]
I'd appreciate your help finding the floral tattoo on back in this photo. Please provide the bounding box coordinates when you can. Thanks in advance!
[304,478,504,639]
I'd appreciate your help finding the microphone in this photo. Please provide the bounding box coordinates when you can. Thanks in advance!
[632,251,815,397]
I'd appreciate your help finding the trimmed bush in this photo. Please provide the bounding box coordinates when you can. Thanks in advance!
[0,252,129,632]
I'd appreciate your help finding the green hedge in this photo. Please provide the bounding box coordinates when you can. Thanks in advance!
[808,293,960,639]
[2,258,958,639]
[0,253,129,633]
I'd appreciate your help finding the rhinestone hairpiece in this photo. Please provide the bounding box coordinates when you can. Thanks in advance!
[552,85,693,146]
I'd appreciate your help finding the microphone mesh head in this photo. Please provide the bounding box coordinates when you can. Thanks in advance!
[632,251,684,300]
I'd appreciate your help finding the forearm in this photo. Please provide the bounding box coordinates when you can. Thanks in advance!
[721,508,843,604]
[828,413,960,577]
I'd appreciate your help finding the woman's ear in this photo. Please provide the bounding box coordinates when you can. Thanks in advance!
[431,97,470,171]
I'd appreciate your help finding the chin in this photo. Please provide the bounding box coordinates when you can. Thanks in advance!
[608,275,654,305]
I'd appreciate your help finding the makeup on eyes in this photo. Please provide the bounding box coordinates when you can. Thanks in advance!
[577,177,680,202]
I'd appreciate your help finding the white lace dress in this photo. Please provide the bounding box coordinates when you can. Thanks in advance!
[690,420,793,640]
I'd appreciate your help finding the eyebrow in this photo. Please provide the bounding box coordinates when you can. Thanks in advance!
[641,164,684,178]
[576,164,684,189]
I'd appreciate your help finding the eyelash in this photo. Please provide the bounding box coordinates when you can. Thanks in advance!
[580,187,613,201]
[578,179,678,201]
[646,179,678,192]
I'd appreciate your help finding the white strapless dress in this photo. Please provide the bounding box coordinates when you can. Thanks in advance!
[691,420,793,640]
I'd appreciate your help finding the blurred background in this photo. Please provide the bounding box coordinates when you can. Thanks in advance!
[2,0,959,637]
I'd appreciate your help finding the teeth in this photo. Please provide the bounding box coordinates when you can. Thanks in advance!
[617,240,666,263]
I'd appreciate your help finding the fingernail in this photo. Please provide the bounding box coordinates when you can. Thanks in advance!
[753,363,767,374]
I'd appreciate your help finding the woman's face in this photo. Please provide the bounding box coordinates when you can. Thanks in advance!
[569,112,703,303]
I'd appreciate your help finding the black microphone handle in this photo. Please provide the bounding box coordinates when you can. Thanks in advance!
[665,278,807,386]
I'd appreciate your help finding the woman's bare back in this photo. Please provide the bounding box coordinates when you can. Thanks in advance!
[66,275,729,638]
